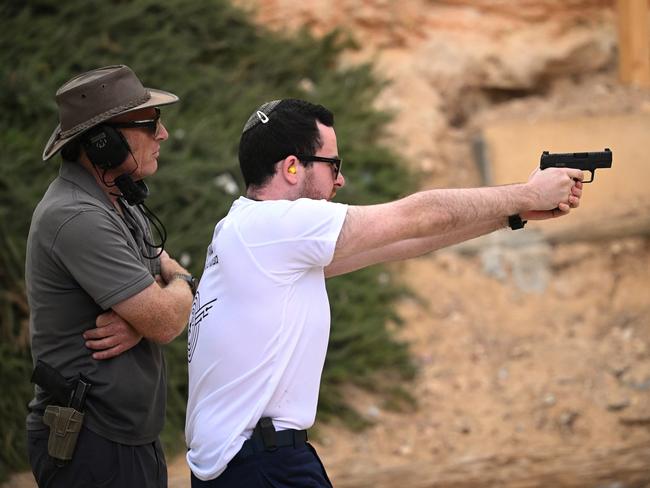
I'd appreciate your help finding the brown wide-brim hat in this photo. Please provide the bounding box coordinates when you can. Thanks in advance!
[42,64,179,161]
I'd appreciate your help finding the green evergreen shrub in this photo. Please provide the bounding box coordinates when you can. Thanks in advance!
[0,0,416,479]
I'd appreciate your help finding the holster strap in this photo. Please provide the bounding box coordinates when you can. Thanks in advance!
[234,417,308,461]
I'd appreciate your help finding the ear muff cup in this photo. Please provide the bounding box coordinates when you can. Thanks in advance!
[82,124,130,170]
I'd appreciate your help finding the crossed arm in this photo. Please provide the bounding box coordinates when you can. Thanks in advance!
[83,250,194,359]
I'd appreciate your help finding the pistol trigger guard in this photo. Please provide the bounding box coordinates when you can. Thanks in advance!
[584,170,595,184]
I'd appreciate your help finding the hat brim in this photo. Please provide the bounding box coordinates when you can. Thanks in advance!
[42,88,179,161]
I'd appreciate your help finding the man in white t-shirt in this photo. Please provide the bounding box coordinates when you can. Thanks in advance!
[185,99,584,486]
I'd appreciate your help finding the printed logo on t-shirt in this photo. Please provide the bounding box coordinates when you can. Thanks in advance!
[205,244,219,270]
[188,291,216,363]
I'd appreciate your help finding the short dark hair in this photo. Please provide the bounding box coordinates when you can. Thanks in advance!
[238,99,334,189]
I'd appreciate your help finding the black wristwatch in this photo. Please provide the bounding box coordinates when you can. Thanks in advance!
[508,214,527,230]
[173,273,198,295]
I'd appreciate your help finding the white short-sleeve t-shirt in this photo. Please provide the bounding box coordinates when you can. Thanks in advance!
[185,196,348,481]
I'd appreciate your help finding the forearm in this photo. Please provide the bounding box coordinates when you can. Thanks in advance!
[112,278,193,344]
[327,217,505,278]
[335,184,529,262]
[159,256,191,284]
[334,166,578,265]
[399,184,530,237]
[152,277,194,343]
[391,216,507,260]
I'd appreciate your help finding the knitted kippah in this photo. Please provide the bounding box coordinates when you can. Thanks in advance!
[242,99,282,134]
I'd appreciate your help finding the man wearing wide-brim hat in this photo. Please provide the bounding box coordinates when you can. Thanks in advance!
[26,65,196,488]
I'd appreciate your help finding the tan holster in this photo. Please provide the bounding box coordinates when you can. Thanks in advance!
[42,405,84,462]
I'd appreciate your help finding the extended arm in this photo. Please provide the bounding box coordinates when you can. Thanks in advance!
[326,217,505,277]
[327,167,582,276]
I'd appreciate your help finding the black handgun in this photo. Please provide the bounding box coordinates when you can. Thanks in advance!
[31,360,91,412]
[540,148,612,183]
[31,360,73,406]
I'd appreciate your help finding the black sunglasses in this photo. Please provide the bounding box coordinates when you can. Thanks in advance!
[107,108,162,137]
[295,155,342,179]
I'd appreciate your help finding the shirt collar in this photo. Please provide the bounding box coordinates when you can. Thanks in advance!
[59,160,115,209]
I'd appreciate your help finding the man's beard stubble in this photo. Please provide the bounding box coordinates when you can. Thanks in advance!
[300,170,333,201]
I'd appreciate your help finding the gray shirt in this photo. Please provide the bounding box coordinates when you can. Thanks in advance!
[25,161,166,445]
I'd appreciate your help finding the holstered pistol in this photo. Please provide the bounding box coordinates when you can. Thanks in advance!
[42,405,84,462]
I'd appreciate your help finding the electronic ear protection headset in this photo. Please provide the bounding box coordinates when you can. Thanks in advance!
[80,122,159,248]
[80,124,150,206]
[81,124,130,170]
[82,122,161,252]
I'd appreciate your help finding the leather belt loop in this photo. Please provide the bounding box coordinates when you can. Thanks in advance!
[233,422,309,463]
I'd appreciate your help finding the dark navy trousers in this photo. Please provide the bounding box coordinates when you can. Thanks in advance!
[191,442,332,487]
[27,426,167,488]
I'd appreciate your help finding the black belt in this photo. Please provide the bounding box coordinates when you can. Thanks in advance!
[233,417,308,461]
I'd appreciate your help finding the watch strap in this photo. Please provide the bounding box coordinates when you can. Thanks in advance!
[508,214,527,230]
[172,273,198,295]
